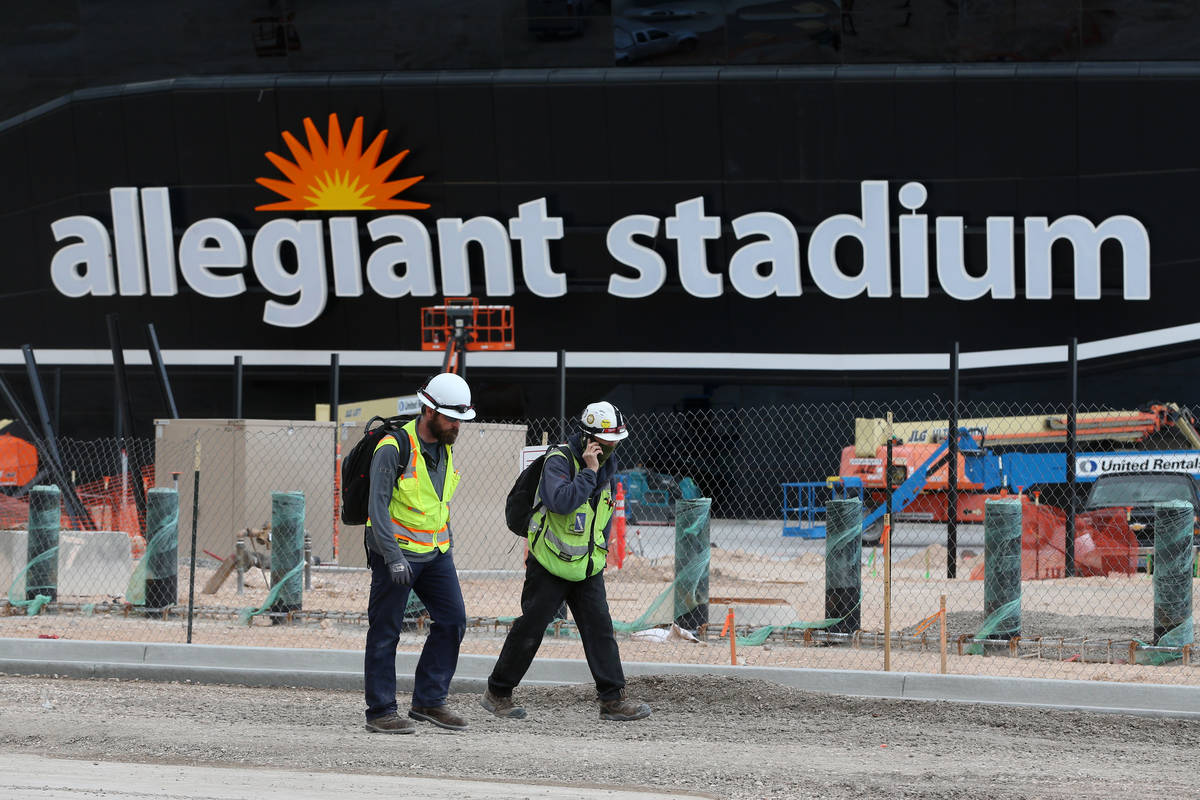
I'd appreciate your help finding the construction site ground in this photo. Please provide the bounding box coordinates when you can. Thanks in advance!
[3,671,1199,800]
[8,537,1198,684]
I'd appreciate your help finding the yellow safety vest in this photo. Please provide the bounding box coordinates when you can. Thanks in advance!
[366,419,459,555]
[529,449,614,581]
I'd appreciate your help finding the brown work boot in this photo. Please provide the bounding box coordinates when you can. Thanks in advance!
[364,713,415,734]
[480,689,527,719]
[409,705,469,731]
[598,691,651,721]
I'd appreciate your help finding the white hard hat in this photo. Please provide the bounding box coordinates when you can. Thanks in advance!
[418,373,476,420]
[580,401,628,442]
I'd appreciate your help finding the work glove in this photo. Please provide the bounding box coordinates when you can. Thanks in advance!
[387,557,412,589]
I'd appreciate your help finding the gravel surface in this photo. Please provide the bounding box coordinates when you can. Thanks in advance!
[3,674,1199,799]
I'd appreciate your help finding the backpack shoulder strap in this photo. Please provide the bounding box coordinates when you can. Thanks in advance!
[532,444,574,514]
[541,444,576,477]
[370,419,412,482]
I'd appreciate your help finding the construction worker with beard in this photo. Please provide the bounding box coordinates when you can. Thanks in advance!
[481,401,651,722]
[363,373,474,734]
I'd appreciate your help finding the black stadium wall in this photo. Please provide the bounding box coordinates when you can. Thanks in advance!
[2,63,1200,436]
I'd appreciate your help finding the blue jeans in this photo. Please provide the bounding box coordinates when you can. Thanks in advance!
[364,547,465,719]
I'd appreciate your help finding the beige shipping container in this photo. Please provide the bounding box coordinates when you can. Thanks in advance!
[153,419,337,564]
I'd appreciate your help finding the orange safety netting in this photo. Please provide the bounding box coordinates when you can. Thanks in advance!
[970,495,1138,581]
[73,466,155,557]
[0,465,156,558]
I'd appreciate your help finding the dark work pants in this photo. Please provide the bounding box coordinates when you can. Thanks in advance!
[364,547,465,720]
[488,555,625,701]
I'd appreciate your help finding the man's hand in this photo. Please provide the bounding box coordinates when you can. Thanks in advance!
[387,557,412,589]
[582,439,602,472]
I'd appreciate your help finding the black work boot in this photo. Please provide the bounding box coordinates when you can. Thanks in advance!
[480,689,527,719]
[409,705,469,731]
[598,691,651,721]
[364,713,416,734]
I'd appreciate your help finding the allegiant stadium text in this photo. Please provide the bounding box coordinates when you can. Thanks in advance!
[48,181,1150,328]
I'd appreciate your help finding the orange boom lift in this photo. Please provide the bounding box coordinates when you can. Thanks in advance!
[420,297,514,377]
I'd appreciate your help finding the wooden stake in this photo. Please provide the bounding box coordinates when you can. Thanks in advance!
[939,594,947,674]
[202,553,237,595]
[728,607,737,665]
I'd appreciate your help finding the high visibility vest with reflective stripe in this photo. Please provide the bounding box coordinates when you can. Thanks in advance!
[530,449,613,581]
[366,419,459,555]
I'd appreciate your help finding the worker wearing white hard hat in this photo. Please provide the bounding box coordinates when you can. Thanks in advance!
[363,372,474,734]
[482,399,651,723]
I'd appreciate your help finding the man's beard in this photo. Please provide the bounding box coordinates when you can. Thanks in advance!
[432,417,460,444]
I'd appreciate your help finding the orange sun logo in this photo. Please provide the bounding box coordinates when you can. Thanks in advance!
[255,114,429,211]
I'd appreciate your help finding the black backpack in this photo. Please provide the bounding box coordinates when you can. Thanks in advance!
[340,415,409,525]
[504,444,574,536]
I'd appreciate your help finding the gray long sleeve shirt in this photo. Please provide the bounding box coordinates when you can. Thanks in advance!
[365,432,451,565]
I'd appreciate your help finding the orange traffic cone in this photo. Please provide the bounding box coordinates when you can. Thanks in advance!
[614,482,626,569]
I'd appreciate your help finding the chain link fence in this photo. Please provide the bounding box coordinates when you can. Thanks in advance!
[3,401,1199,684]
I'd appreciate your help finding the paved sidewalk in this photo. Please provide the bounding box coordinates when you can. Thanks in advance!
[3,637,1200,719]
[0,754,705,800]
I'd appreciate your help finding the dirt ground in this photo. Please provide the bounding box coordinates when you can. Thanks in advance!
[3,673,1199,800]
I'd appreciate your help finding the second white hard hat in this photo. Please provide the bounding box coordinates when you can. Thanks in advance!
[580,401,628,442]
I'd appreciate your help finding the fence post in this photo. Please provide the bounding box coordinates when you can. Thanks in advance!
[1065,337,1077,577]
[557,349,566,443]
[330,352,340,563]
[233,355,243,418]
[884,411,894,671]
[186,438,201,643]
[947,342,959,579]
[304,530,313,591]
[236,532,246,595]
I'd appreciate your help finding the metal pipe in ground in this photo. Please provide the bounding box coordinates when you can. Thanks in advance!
[825,497,862,634]
[1153,500,1194,646]
[26,485,61,602]
[143,488,180,612]
[983,499,1022,640]
[673,497,711,632]
[270,491,306,621]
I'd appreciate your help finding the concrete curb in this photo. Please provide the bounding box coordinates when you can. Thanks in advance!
[4,637,1200,719]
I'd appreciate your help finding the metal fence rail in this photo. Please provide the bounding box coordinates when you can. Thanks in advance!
[3,400,1198,684]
